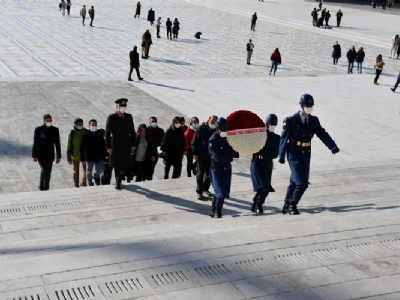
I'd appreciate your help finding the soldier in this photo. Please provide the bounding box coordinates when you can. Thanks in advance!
[208,117,239,218]
[105,98,137,189]
[250,114,280,213]
[278,94,339,215]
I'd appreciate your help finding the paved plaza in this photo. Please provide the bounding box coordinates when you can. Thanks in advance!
[0,0,400,299]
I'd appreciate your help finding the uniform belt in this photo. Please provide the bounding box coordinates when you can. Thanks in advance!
[295,141,311,147]
[254,155,264,159]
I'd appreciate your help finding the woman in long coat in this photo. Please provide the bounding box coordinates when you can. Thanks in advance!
[332,41,341,65]
[134,1,141,18]
[141,30,152,59]
[147,8,155,26]
[172,18,180,39]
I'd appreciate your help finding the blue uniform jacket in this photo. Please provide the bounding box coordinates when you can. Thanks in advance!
[192,122,215,163]
[208,132,239,198]
[278,112,337,185]
[251,130,280,192]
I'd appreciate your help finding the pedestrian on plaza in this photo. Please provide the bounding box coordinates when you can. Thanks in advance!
[180,117,188,133]
[166,18,172,39]
[184,117,199,178]
[192,115,218,200]
[319,0,323,10]
[80,119,106,186]
[172,18,180,39]
[32,114,61,191]
[396,43,400,59]
[66,0,71,16]
[156,17,161,38]
[66,118,87,188]
[250,114,280,214]
[141,30,152,59]
[269,48,281,75]
[251,12,257,31]
[336,9,343,27]
[134,1,141,18]
[373,54,385,85]
[161,117,186,179]
[105,98,137,189]
[321,8,326,20]
[278,94,339,215]
[316,16,324,28]
[145,117,165,180]
[246,39,254,65]
[372,0,377,8]
[356,47,365,74]
[88,6,94,27]
[133,124,156,182]
[208,117,239,218]
[324,10,331,27]
[195,32,202,39]
[147,8,155,26]
[311,8,318,26]
[60,0,66,16]
[332,41,341,65]
[391,69,400,92]
[390,34,399,58]
[347,46,357,74]
[382,0,387,9]
[80,5,86,26]
[128,46,144,81]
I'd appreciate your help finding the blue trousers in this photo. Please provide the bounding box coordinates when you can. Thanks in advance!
[348,62,354,73]
[212,196,225,209]
[357,62,363,72]
[270,60,278,74]
[253,191,269,205]
[284,180,308,205]
[394,75,400,90]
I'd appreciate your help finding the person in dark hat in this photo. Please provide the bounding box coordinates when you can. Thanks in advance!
[208,117,239,218]
[105,98,137,189]
[250,114,280,214]
[278,94,339,215]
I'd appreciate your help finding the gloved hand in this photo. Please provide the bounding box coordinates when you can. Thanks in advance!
[331,146,340,154]
[278,157,285,164]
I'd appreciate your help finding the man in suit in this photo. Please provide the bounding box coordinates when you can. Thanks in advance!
[128,46,144,81]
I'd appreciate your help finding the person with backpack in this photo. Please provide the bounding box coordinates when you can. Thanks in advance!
[66,117,87,187]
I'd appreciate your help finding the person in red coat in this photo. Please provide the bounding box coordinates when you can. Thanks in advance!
[184,117,199,177]
[269,48,282,75]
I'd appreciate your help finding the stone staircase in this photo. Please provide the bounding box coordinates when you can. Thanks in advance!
[0,162,400,299]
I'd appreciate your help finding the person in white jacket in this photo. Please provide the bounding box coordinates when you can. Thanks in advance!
[156,17,161,38]
[390,34,399,58]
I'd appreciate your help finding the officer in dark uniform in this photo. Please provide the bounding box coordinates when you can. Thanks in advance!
[208,117,239,218]
[278,94,339,215]
[105,98,137,189]
[250,114,280,213]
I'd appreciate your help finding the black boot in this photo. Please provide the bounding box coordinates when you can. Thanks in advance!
[251,202,256,213]
[282,203,289,214]
[257,204,264,213]
[209,206,216,218]
[288,205,300,215]
[115,181,122,189]
[217,209,222,218]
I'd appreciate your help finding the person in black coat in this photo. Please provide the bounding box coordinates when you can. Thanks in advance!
[324,10,331,27]
[332,41,341,65]
[250,114,280,213]
[147,8,155,26]
[134,1,141,18]
[161,117,186,179]
[32,114,61,191]
[166,18,172,39]
[336,10,343,27]
[145,117,165,180]
[346,46,357,74]
[132,124,157,182]
[311,8,318,26]
[128,46,143,81]
[356,47,365,74]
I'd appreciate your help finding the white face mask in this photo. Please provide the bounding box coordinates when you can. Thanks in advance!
[119,106,126,113]
[219,132,227,138]
[77,125,83,130]
[268,125,276,132]
[192,123,200,129]
[151,122,158,128]
[90,126,97,132]
[209,123,216,129]
[175,123,181,128]
[46,122,52,127]
[304,107,313,114]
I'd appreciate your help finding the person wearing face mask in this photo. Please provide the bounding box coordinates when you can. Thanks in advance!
[32,114,61,191]
[208,117,239,218]
[66,117,87,188]
[192,115,218,200]
[250,114,280,214]
[184,117,199,178]
[278,94,339,215]
[161,116,186,179]
[145,117,165,180]
[180,117,188,132]
[80,119,107,186]
[105,98,137,189]
[132,124,157,182]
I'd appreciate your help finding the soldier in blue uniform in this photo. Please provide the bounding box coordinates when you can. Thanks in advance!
[278,94,339,215]
[208,117,239,218]
[250,114,280,213]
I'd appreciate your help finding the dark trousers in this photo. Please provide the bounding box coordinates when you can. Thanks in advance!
[333,58,339,65]
[82,16,85,24]
[186,149,196,177]
[156,25,160,37]
[374,69,382,83]
[253,191,269,205]
[212,196,225,210]
[284,180,308,205]
[101,164,113,185]
[164,159,182,179]
[196,161,211,193]
[337,18,341,27]
[38,161,53,190]
[114,167,125,183]
[251,22,256,30]
[90,16,94,26]
[312,18,317,26]
[394,76,400,90]
[167,27,172,38]
[135,161,145,182]
[129,65,141,80]
[67,6,71,15]
[145,157,158,181]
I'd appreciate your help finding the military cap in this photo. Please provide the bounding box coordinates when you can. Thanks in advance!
[115,98,128,106]
[299,94,314,106]
[266,114,278,125]
[216,117,229,132]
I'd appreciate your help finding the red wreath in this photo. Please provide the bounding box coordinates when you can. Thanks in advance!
[226,110,265,131]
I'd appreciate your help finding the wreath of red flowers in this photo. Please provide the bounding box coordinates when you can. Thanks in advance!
[226,110,265,131]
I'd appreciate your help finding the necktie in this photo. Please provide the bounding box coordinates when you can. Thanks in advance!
[304,118,308,128]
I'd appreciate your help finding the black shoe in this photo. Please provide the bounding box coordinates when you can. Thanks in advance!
[209,206,216,218]
[139,77,144,81]
[251,202,256,213]
[257,204,264,213]
[288,205,300,215]
[128,78,133,81]
[391,88,396,92]
[217,209,222,218]
[115,182,121,189]
[282,203,289,214]
[38,185,44,191]
[94,178,100,186]
[187,174,191,178]
[127,178,131,183]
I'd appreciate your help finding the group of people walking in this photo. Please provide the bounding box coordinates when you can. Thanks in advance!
[246,40,282,75]
[311,7,343,28]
